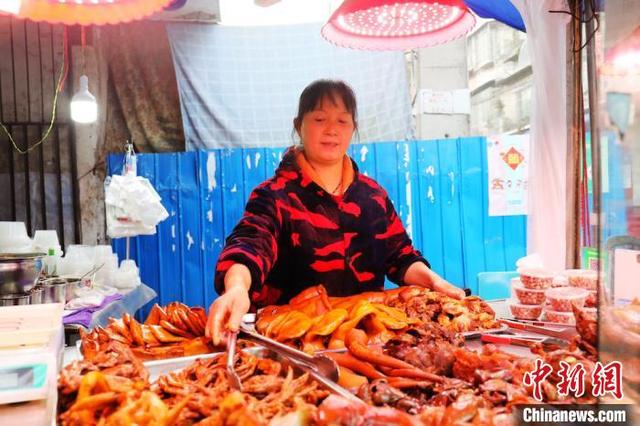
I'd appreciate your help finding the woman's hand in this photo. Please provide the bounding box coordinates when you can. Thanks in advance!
[206,286,250,346]
[403,261,465,300]
[431,276,465,300]
[206,264,252,346]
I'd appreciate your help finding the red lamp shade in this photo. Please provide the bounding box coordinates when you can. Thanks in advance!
[321,0,476,50]
[3,0,174,25]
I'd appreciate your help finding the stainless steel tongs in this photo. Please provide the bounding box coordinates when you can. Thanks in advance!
[238,324,364,405]
[499,318,577,341]
[226,332,243,391]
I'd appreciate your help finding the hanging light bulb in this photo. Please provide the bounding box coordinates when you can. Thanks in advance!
[0,0,22,14]
[71,75,97,123]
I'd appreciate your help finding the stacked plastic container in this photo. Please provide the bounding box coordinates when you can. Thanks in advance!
[0,222,33,253]
[509,268,596,324]
[562,269,598,308]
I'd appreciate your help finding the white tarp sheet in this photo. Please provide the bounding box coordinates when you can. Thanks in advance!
[512,0,571,270]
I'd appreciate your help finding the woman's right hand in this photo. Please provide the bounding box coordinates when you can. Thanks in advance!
[206,264,252,346]
[206,285,250,346]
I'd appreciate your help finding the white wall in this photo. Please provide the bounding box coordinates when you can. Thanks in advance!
[415,38,470,139]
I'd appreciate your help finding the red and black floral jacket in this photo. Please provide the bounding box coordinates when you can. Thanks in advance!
[214,147,429,308]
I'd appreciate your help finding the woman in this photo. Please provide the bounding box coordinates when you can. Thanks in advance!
[207,79,464,345]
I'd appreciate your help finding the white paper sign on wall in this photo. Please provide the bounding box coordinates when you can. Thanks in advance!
[419,89,470,114]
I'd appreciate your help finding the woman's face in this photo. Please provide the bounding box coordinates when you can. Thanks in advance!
[297,95,355,166]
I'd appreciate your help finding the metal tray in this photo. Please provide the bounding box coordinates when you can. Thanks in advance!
[75,338,225,380]
[149,345,362,404]
[145,351,223,380]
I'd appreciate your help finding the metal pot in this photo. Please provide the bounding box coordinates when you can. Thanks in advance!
[41,278,68,304]
[0,253,45,295]
[0,293,30,306]
[28,285,44,304]
[64,279,82,302]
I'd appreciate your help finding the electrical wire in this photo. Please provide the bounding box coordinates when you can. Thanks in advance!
[0,26,68,155]
[549,0,600,52]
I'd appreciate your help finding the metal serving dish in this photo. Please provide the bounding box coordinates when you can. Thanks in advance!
[0,292,30,306]
[40,278,69,304]
[145,345,361,404]
[27,285,44,304]
[0,253,45,296]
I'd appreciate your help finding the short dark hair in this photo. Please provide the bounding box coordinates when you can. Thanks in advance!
[293,79,358,133]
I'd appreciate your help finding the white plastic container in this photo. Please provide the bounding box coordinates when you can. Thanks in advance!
[563,269,598,291]
[512,282,546,305]
[32,230,59,251]
[544,309,575,325]
[58,251,93,278]
[509,302,543,320]
[519,269,554,289]
[551,275,569,288]
[0,221,33,253]
[65,245,94,260]
[0,221,30,244]
[545,287,589,312]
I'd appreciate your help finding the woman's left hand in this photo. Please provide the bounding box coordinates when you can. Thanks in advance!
[431,276,465,300]
[403,261,466,300]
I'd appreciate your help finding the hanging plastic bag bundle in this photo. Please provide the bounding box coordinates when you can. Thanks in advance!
[105,143,169,238]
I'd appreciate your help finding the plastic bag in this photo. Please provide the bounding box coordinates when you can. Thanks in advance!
[105,174,169,238]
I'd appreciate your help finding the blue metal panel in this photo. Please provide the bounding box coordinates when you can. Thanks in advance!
[106,137,528,306]
[437,139,465,286]
[197,151,216,306]
[407,141,423,253]
[220,149,246,241]
[480,141,507,272]
[395,142,419,249]
[415,140,445,277]
[178,152,205,308]
[265,147,285,177]
[350,143,375,177]
[242,148,268,202]
[155,153,182,305]
[459,137,486,295]
[373,142,398,290]
[503,215,527,270]
[135,155,161,320]
[374,143,398,210]
[204,151,226,300]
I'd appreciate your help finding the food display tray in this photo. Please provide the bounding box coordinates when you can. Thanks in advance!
[75,339,224,380]
[148,345,361,404]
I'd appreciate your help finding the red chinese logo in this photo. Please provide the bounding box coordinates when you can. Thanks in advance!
[524,359,624,401]
[592,361,623,399]
[503,147,524,171]
[523,359,553,401]
[557,361,587,397]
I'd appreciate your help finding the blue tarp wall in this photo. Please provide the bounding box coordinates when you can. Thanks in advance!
[108,137,528,318]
